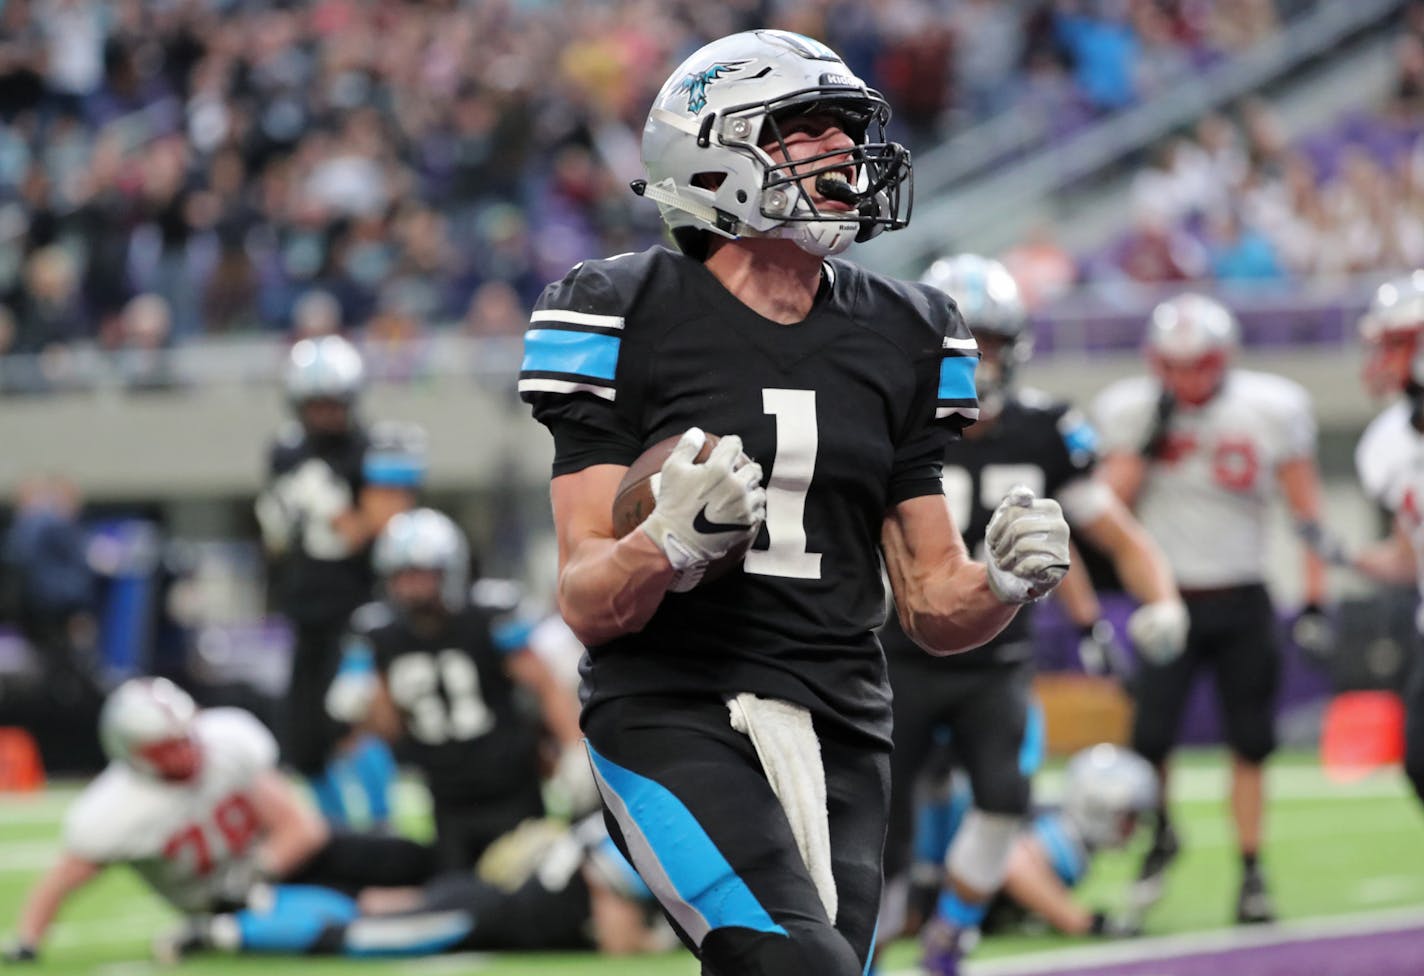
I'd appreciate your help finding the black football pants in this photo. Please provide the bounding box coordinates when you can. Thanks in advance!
[583,694,887,976]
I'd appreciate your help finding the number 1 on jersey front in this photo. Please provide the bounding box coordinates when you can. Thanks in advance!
[745,389,823,580]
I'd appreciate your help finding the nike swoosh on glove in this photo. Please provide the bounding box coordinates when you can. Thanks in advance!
[640,428,765,584]
[984,485,1071,605]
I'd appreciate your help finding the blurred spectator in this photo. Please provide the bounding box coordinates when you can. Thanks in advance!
[292,288,343,340]
[1203,208,1286,283]
[112,292,178,391]
[1205,0,1280,53]
[1115,209,1208,283]
[462,281,528,340]
[1394,32,1424,120]
[1054,0,1140,114]
[999,222,1078,310]
[0,0,1303,369]
[1,474,98,703]
[950,0,1024,122]
[2,246,86,392]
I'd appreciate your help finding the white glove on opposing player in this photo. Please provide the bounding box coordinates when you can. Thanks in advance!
[546,743,602,818]
[1126,600,1190,666]
[641,428,765,580]
[984,486,1071,605]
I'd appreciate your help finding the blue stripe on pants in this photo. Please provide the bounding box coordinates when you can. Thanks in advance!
[586,741,787,946]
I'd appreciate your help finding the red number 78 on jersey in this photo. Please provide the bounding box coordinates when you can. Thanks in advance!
[161,793,261,875]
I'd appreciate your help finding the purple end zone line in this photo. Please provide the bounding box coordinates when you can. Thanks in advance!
[890,907,1424,976]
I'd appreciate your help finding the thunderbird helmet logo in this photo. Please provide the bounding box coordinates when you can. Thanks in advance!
[678,60,750,113]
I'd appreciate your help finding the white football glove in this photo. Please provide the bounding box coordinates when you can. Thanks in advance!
[641,428,765,592]
[253,489,294,556]
[546,743,602,818]
[1126,600,1190,666]
[984,486,1071,605]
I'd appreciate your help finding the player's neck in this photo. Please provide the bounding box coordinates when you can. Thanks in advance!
[704,238,824,325]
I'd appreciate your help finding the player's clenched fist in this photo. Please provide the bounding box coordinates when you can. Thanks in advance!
[641,428,766,574]
[984,485,1071,605]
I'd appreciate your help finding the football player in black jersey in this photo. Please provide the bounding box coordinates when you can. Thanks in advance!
[253,335,424,824]
[156,815,672,961]
[358,508,584,871]
[880,255,1184,975]
[520,30,1072,976]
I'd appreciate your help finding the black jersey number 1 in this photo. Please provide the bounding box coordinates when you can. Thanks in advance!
[744,389,823,580]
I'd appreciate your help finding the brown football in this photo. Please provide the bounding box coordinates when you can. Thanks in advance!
[612,432,755,589]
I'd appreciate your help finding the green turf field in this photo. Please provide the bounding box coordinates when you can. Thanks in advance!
[2,749,1421,975]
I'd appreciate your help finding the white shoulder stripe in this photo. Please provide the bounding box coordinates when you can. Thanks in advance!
[530,309,626,330]
[943,336,979,352]
[518,377,616,401]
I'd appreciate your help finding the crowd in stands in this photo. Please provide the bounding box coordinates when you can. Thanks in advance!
[1093,3,1424,287]
[0,0,1305,383]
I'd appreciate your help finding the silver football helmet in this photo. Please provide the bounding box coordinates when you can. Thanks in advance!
[99,677,198,777]
[921,254,1029,416]
[373,508,470,612]
[1359,271,1424,343]
[1062,744,1158,850]
[284,335,365,406]
[637,29,912,258]
[1144,293,1240,362]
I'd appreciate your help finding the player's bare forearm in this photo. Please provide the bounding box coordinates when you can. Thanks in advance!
[1352,524,1416,585]
[505,649,582,746]
[552,468,678,646]
[1054,550,1103,628]
[250,771,329,877]
[1098,452,1146,508]
[1002,841,1093,936]
[15,854,100,946]
[1077,503,1177,606]
[1278,457,1329,603]
[883,495,1018,655]
[557,533,678,646]
[333,486,415,549]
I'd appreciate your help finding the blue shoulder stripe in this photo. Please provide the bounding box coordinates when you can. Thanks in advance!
[522,328,621,381]
[938,355,977,403]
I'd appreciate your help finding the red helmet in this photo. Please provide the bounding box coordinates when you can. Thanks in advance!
[1144,293,1239,407]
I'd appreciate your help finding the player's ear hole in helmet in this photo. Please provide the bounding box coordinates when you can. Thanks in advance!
[635,29,913,261]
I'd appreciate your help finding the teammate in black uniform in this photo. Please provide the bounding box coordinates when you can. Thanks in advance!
[881,256,1183,975]
[345,815,672,957]
[168,815,670,960]
[360,508,583,871]
[520,31,1072,976]
[254,335,425,824]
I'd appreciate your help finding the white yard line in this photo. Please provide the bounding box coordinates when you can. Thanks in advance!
[886,905,1424,976]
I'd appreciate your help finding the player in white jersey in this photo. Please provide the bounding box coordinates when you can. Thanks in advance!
[1092,293,1329,926]
[3,678,437,965]
[1339,273,1424,806]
